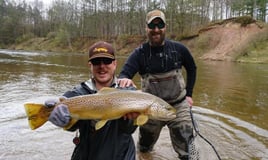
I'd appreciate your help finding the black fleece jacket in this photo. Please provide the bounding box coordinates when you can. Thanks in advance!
[63,82,137,160]
[119,39,197,97]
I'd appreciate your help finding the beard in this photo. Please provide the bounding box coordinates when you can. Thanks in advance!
[148,32,165,47]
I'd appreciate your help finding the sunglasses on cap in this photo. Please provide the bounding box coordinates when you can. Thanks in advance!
[147,22,165,30]
[90,58,114,65]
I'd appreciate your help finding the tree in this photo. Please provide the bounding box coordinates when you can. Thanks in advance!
[0,0,267,47]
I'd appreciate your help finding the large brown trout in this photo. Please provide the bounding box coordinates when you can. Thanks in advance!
[24,87,176,130]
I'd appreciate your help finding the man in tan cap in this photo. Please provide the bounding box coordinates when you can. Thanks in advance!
[45,41,138,160]
[118,9,197,160]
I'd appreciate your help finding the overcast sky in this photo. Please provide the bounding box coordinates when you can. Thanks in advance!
[26,0,54,8]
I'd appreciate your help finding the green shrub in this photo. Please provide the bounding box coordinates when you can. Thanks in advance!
[46,32,57,39]
[54,28,70,46]
[234,16,256,27]
[15,33,35,44]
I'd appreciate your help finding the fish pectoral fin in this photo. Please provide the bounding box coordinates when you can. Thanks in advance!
[135,114,149,126]
[95,120,108,130]
[63,118,78,130]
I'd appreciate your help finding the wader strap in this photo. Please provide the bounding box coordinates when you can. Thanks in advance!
[169,96,186,105]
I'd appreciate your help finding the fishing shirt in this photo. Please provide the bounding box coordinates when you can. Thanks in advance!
[62,77,137,160]
[119,39,197,97]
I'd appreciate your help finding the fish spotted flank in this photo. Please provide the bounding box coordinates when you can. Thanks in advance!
[24,87,176,130]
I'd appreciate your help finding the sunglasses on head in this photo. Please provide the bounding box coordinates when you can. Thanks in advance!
[90,58,114,65]
[147,22,165,30]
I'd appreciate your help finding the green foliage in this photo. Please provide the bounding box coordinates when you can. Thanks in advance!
[46,32,57,39]
[235,27,268,63]
[15,33,35,44]
[234,16,256,27]
[1,0,268,61]
[54,28,70,46]
[3,0,266,63]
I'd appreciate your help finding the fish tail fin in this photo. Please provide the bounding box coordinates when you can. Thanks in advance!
[24,103,53,130]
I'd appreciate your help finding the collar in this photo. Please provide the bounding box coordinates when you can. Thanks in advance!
[84,76,118,91]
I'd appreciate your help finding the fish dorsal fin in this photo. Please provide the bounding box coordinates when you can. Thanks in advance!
[95,120,108,130]
[98,87,117,94]
[135,114,149,126]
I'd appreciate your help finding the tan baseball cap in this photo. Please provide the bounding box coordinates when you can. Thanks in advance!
[146,9,166,24]
[88,41,115,60]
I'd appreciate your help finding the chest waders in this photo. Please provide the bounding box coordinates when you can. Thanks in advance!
[141,69,186,104]
[140,41,186,104]
[138,41,199,160]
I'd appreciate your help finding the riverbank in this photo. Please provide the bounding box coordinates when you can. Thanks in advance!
[181,16,268,63]
[9,17,268,63]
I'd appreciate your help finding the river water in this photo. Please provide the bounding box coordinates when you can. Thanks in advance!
[0,49,268,160]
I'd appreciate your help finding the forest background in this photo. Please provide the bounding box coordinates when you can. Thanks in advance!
[1,0,268,63]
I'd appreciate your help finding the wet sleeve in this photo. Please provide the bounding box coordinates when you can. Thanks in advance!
[119,49,140,79]
[63,91,80,98]
[181,45,197,97]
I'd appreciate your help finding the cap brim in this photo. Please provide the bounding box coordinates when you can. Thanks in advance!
[147,16,165,24]
[89,53,115,60]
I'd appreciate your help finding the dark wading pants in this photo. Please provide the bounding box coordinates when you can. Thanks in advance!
[138,99,193,160]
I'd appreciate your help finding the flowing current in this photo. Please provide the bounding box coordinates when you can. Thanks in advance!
[0,49,268,160]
